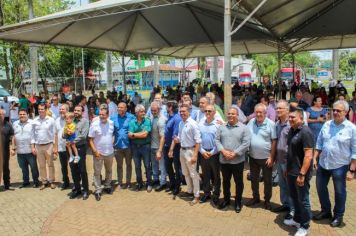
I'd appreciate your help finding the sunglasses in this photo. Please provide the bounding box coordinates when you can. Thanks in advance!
[205,110,213,113]
[332,109,344,113]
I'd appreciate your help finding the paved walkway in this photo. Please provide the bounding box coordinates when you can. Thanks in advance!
[1,153,355,236]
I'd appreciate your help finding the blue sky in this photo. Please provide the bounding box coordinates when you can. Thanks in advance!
[73,0,89,7]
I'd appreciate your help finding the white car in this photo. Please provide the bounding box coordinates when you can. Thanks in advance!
[0,85,19,103]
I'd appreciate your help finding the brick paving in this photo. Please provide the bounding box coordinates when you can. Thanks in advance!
[1,153,355,236]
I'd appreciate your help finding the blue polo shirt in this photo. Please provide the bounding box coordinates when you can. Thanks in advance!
[164,112,181,147]
[247,117,277,159]
[111,112,134,149]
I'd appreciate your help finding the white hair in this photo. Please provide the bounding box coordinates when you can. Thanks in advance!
[135,104,145,113]
[333,100,349,112]
[277,100,290,111]
[150,101,161,110]
[254,103,267,113]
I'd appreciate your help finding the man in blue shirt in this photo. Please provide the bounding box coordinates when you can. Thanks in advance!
[198,104,221,205]
[163,100,182,198]
[111,102,134,189]
[313,100,356,227]
[246,103,277,210]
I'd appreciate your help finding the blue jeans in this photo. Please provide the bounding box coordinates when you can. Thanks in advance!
[17,153,39,184]
[316,164,348,218]
[288,174,311,229]
[132,143,152,186]
[277,162,294,212]
[151,148,167,186]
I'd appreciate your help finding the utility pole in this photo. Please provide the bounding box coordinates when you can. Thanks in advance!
[212,57,219,83]
[28,0,38,95]
[224,0,232,114]
[332,49,339,80]
[153,55,159,87]
[81,48,85,92]
[122,54,126,94]
[106,51,113,91]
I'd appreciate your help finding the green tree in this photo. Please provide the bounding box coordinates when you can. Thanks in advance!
[0,0,107,92]
[339,50,356,79]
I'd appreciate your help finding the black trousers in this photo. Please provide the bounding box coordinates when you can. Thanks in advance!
[3,149,10,187]
[221,162,244,204]
[201,153,220,197]
[163,144,181,192]
[250,157,272,201]
[70,144,88,192]
[59,151,70,185]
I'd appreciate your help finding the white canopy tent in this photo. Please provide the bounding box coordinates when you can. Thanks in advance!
[0,0,355,56]
[0,0,355,110]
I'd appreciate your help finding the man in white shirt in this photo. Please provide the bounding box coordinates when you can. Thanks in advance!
[89,107,115,201]
[169,104,201,205]
[194,96,223,124]
[50,95,60,119]
[31,103,57,190]
[11,108,39,188]
[53,103,71,190]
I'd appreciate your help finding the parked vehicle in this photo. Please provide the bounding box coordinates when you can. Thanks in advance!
[0,85,19,103]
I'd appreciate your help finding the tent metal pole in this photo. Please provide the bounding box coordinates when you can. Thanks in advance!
[106,51,113,92]
[277,46,281,99]
[28,0,38,96]
[81,48,85,93]
[224,0,232,114]
[154,55,159,87]
[292,53,295,84]
[122,54,127,94]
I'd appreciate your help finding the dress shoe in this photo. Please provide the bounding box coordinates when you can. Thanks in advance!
[50,183,56,189]
[82,191,89,200]
[264,201,272,210]
[61,183,70,190]
[218,200,230,209]
[134,183,143,192]
[284,213,294,220]
[190,198,199,206]
[95,193,101,201]
[165,186,174,192]
[330,217,343,227]
[19,183,31,188]
[39,184,47,190]
[235,203,242,213]
[272,205,290,213]
[180,192,194,198]
[199,195,211,203]
[104,187,112,194]
[212,196,219,206]
[313,211,332,221]
[69,191,82,199]
[246,198,261,206]
[155,184,167,192]
[4,185,10,190]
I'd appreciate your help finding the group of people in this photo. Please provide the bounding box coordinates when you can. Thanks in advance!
[0,82,355,236]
